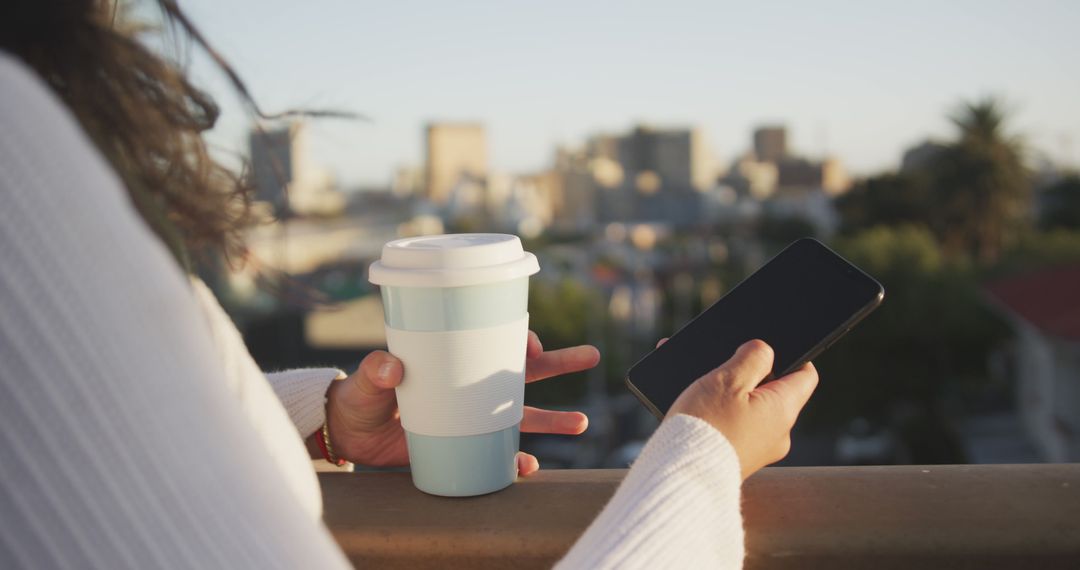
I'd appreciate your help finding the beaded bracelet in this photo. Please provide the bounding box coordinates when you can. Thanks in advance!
[317,421,346,466]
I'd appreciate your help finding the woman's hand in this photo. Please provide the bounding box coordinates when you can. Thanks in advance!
[667,339,818,480]
[323,331,598,476]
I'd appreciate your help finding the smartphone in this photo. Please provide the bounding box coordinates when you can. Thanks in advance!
[626,238,884,419]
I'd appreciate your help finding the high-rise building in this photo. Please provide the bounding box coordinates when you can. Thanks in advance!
[821,157,851,196]
[722,154,779,199]
[591,125,715,226]
[548,147,599,233]
[425,122,487,204]
[615,125,715,193]
[249,121,341,217]
[391,165,424,197]
[250,123,304,207]
[753,126,788,163]
[776,157,823,189]
[771,156,850,196]
[585,134,619,162]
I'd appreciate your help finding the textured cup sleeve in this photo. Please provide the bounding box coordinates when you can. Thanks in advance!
[385,315,528,437]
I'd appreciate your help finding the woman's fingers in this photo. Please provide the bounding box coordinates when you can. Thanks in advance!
[525,345,600,383]
[521,406,589,435]
[354,350,403,395]
[526,330,544,359]
[656,337,669,348]
[753,362,819,422]
[515,335,591,475]
[718,339,775,392]
[516,452,540,477]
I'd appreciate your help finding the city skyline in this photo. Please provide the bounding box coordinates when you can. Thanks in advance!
[175,0,1080,188]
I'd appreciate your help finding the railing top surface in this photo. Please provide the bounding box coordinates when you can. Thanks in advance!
[320,464,1080,569]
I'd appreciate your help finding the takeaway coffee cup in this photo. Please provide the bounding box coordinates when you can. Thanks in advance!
[368,234,539,496]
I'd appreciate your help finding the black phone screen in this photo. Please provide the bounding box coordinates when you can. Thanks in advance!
[626,238,884,417]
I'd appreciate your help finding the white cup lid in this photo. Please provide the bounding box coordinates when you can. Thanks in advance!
[368,233,540,288]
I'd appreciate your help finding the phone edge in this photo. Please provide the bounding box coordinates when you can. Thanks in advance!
[624,237,885,416]
[776,286,885,378]
[625,375,666,421]
[623,238,813,381]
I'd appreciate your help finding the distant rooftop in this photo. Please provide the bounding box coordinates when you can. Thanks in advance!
[986,264,1080,341]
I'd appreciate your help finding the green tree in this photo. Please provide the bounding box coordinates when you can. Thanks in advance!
[808,226,1010,463]
[995,228,1080,275]
[1040,175,1080,231]
[931,98,1031,264]
[835,172,935,236]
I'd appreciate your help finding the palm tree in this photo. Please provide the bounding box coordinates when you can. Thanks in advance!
[932,98,1031,264]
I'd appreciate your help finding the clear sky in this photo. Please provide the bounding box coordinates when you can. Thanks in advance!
[176,0,1080,188]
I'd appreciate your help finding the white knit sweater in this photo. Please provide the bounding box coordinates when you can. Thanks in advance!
[0,53,744,569]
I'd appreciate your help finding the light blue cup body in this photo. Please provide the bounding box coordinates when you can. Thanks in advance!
[381,277,528,496]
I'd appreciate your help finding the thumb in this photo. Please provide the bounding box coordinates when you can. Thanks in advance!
[331,350,404,433]
[754,362,818,423]
[719,339,775,392]
[354,350,403,396]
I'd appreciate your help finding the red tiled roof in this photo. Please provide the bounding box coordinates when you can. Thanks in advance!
[985,265,1080,341]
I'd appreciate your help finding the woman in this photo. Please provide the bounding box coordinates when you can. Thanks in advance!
[0,1,817,568]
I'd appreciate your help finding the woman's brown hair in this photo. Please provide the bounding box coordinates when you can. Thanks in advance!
[0,0,350,270]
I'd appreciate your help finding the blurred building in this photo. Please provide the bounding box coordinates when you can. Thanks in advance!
[616,125,717,193]
[442,172,489,225]
[713,125,848,236]
[586,134,620,162]
[763,187,839,235]
[723,125,849,199]
[721,153,779,200]
[753,125,788,163]
[774,156,851,196]
[551,147,604,233]
[425,122,488,204]
[821,157,851,196]
[250,123,300,206]
[502,174,556,238]
[391,165,424,197]
[518,125,720,233]
[986,265,1080,462]
[901,140,948,173]
[776,157,822,189]
[572,124,717,227]
[249,121,342,217]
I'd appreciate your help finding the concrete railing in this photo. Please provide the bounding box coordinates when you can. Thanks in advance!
[320,464,1080,569]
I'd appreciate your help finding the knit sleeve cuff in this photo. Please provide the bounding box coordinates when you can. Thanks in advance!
[557,413,745,569]
[264,368,346,439]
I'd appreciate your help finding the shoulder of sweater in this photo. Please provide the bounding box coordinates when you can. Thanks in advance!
[0,50,131,211]
[0,51,39,94]
[0,50,74,128]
